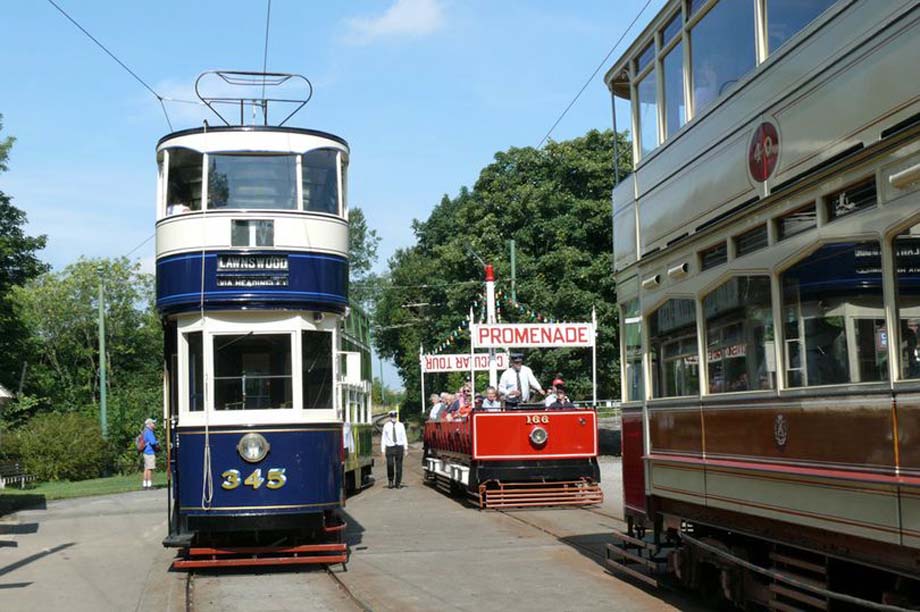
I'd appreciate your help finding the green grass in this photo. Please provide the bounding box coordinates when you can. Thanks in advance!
[1,471,168,514]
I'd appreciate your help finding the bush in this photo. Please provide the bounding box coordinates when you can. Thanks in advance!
[14,412,110,481]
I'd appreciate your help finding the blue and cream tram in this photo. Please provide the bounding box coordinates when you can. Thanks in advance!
[157,73,365,563]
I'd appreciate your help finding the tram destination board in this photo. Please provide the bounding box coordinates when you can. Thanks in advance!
[216,253,289,288]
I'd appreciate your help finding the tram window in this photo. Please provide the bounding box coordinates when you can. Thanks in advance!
[636,41,655,73]
[767,0,836,55]
[782,242,887,387]
[663,42,686,139]
[776,203,816,241]
[690,0,755,113]
[623,299,644,401]
[894,226,920,379]
[231,220,274,247]
[186,332,204,412]
[826,177,876,222]
[704,276,775,393]
[302,149,339,215]
[733,225,768,257]
[213,333,293,410]
[637,69,659,159]
[662,12,681,46]
[700,242,727,270]
[166,148,203,215]
[207,154,297,210]
[649,299,700,398]
[302,331,333,409]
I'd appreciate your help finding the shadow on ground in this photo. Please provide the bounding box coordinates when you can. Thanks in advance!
[0,493,46,517]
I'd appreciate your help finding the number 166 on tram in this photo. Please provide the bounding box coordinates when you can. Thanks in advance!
[155,72,373,566]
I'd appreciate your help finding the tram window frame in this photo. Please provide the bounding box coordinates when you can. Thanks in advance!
[825,177,877,222]
[894,225,920,380]
[302,330,334,409]
[301,148,340,216]
[703,276,775,393]
[231,219,274,247]
[207,153,298,211]
[776,202,817,241]
[780,241,888,388]
[185,331,204,412]
[733,224,768,258]
[212,332,294,411]
[165,148,203,215]
[765,0,837,55]
[689,0,756,115]
[622,299,644,402]
[700,241,728,271]
[649,298,700,398]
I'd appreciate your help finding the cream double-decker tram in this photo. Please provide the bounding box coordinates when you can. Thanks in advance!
[603,1,920,608]
[157,72,371,568]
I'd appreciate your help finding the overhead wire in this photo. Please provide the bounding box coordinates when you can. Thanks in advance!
[45,0,184,130]
[536,0,654,148]
[260,0,273,105]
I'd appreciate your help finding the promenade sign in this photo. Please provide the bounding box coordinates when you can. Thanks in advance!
[470,323,595,349]
[421,352,509,373]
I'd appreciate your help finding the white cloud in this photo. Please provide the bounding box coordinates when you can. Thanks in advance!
[344,0,445,45]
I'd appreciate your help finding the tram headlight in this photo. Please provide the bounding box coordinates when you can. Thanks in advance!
[529,426,548,446]
[237,433,270,463]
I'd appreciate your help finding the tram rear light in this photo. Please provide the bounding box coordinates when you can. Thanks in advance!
[529,426,548,446]
[237,433,270,463]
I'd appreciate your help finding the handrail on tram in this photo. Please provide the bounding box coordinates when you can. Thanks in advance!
[194,70,314,128]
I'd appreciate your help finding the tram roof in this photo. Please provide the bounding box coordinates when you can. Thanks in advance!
[157,125,349,150]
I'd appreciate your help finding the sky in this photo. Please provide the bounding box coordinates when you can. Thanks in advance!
[0,0,664,388]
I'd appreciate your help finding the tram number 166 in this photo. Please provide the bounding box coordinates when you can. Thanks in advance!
[526,415,550,424]
[221,468,287,490]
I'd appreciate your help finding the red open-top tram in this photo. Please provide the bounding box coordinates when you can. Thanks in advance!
[423,406,603,509]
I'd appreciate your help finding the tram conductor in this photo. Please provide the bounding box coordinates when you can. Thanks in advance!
[499,353,544,408]
[381,410,408,488]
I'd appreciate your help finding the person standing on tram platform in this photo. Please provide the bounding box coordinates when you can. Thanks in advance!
[499,353,544,408]
[381,410,408,488]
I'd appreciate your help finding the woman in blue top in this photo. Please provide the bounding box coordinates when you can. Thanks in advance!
[142,418,158,489]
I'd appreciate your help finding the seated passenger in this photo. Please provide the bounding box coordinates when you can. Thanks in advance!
[544,376,565,407]
[548,386,575,409]
[481,386,501,411]
[441,393,458,421]
[428,393,444,421]
[166,202,192,216]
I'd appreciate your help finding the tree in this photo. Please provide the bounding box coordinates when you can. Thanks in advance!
[11,257,161,420]
[374,129,632,410]
[0,115,49,391]
[348,207,382,309]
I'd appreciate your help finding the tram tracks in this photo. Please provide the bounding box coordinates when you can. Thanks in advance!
[181,563,371,612]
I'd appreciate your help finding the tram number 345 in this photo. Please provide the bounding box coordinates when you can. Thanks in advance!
[526,415,550,424]
[221,468,287,490]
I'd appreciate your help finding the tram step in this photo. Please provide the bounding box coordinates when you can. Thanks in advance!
[769,583,828,610]
[768,600,811,612]
[769,551,827,576]
[604,555,659,587]
[608,530,655,551]
[605,543,663,570]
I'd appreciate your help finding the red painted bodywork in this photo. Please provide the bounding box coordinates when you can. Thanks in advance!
[621,409,646,513]
[424,409,598,461]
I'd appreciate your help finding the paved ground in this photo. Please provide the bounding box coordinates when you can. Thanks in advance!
[0,451,698,611]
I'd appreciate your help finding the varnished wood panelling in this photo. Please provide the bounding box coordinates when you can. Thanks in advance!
[649,405,702,456]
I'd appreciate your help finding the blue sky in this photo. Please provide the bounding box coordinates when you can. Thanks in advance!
[1,0,663,387]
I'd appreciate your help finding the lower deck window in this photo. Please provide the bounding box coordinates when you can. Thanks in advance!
[782,242,887,387]
[213,333,293,410]
[650,299,699,398]
[303,331,333,409]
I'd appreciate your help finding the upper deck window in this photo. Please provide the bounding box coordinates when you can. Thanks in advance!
[662,12,681,46]
[208,154,298,211]
[662,41,686,138]
[637,41,655,73]
[767,0,836,54]
[166,148,203,215]
[302,149,340,215]
[690,0,755,113]
[637,69,659,158]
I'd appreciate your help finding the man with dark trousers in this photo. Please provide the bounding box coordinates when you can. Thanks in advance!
[381,410,408,488]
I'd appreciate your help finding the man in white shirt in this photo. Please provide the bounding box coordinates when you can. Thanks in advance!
[498,353,544,408]
[381,410,408,488]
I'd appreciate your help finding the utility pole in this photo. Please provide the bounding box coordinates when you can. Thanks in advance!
[509,239,517,302]
[97,265,108,438]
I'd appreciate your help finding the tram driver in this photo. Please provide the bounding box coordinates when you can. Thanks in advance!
[499,353,544,409]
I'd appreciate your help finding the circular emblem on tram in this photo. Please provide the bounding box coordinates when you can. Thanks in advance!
[748,121,780,182]
[773,414,788,448]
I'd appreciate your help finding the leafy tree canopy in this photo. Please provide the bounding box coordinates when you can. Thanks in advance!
[374,129,632,412]
[348,206,383,310]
